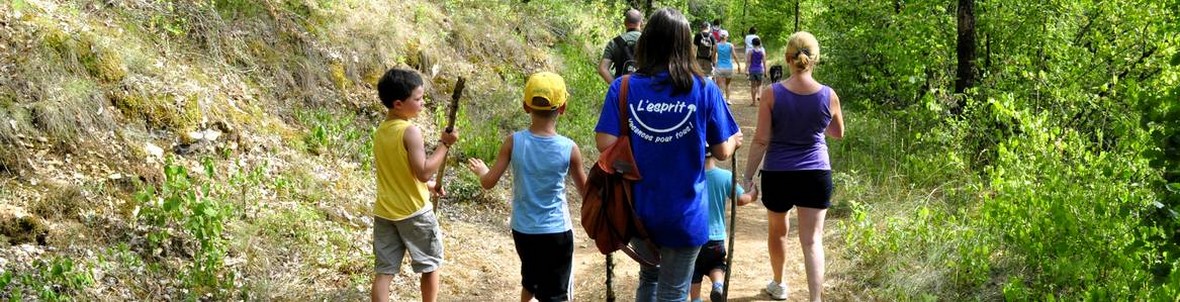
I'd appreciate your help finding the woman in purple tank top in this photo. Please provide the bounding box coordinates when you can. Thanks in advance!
[741,31,844,301]
[745,37,767,107]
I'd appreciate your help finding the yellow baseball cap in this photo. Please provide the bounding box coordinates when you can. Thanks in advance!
[523,72,569,111]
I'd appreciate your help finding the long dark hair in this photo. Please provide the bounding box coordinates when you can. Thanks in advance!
[634,8,701,93]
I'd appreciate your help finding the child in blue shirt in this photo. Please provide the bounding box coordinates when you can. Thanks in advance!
[466,72,588,302]
[691,154,758,302]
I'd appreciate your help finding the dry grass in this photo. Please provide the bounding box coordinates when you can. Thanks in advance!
[30,182,84,220]
[0,214,48,246]
[0,0,631,300]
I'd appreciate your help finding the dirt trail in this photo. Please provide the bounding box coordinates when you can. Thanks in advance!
[567,77,828,301]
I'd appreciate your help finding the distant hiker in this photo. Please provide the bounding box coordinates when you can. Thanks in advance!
[689,154,758,302]
[710,18,724,42]
[742,31,845,301]
[594,8,741,301]
[598,9,644,83]
[713,30,741,103]
[371,68,459,302]
[743,26,760,56]
[466,72,588,302]
[746,37,767,106]
[694,21,716,79]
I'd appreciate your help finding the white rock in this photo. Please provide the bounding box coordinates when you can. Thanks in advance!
[186,130,204,141]
[144,142,164,160]
[185,129,222,142]
[202,129,222,141]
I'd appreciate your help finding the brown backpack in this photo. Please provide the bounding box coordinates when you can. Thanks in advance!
[581,76,659,267]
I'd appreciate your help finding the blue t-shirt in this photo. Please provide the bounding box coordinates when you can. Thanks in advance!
[717,43,735,69]
[704,167,745,241]
[594,72,741,247]
[510,130,575,234]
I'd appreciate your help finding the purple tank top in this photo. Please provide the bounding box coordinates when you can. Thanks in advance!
[749,49,765,73]
[764,83,832,171]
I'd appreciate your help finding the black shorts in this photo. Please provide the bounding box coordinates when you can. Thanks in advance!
[512,230,574,302]
[692,240,727,283]
[760,170,833,212]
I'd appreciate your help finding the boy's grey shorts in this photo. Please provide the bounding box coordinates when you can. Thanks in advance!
[373,210,443,275]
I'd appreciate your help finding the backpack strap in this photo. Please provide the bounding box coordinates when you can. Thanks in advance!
[614,75,661,268]
[618,75,630,137]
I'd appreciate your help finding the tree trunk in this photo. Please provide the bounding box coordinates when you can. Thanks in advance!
[794,0,800,32]
[627,0,652,15]
[954,0,977,110]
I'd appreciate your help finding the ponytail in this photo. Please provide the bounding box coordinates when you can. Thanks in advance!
[786,31,820,73]
[794,50,811,71]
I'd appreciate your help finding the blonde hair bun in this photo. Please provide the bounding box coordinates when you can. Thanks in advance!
[786,31,820,71]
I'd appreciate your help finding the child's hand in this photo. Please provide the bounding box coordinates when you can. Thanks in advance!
[466,158,489,176]
[747,184,760,205]
[736,184,755,205]
[426,180,446,197]
[440,129,459,147]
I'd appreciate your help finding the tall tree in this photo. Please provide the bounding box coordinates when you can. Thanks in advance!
[794,0,800,32]
[628,0,654,15]
[954,0,976,96]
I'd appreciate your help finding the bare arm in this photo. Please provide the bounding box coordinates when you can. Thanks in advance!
[404,125,455,182]
[709,131,741,161]
[826,90,844,139]
[595,133,617,153]
[597,58,614,84]
[743,86,775,184]
[711,46,718,66]
[569,144,588,196]
[467,135,513,189]
[732,47,742,73]
[761,52,768,73]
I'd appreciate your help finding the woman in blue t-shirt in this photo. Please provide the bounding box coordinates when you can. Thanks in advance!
[742,31,845,301]
[594,8,742,302]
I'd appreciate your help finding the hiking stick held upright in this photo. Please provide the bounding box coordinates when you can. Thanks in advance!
[434,77,465,210]
[723,148,739,301]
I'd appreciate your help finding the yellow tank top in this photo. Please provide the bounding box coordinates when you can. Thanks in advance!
[373,119,432,221]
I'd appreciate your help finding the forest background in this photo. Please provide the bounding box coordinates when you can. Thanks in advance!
[0,0,1177,300]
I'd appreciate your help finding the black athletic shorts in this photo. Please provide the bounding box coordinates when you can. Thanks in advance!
[760,170,833,213]
[512,230,574,302]
[692,240,727,283]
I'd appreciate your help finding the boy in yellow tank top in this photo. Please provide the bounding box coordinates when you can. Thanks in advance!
[370,68,458,302]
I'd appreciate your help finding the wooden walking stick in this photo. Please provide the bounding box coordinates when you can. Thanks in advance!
[433,77,465,211]
[722,148,739,301]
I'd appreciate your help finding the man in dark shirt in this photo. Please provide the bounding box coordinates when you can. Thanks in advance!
[694,21,716,80]
[597,9,644,83]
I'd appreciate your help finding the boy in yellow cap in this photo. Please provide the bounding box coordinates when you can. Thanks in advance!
[466,72,588,302]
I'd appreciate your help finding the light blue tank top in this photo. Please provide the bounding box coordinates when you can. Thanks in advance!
[717,43,734,69]
[510,130,575,234]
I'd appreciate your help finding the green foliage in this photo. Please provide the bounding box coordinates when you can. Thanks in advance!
[553,43,609,157]
[296,109,375,169]
[815,0,1180,299]
[0,256,94,301]
[135,157,235,298]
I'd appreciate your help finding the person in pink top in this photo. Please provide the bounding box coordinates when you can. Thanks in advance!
[742,31,845,301]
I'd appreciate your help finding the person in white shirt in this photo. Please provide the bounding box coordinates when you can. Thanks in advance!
[744,26,760,56]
